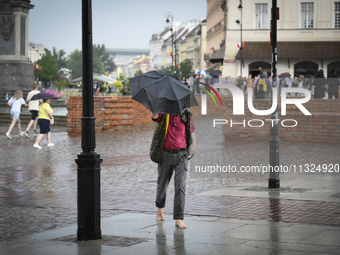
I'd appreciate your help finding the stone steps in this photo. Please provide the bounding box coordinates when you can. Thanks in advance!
[0,113,67,127]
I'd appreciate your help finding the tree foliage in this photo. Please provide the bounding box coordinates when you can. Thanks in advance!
[68,49,82,80]
[179,59,194,79]
[134,69,143,77]
[156,66,173,74]
[67,49,105,79]
[35,48,58,86]
[93,44,116,72]
[52,47,68,70]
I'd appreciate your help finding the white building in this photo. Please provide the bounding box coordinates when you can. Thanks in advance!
[28,42,45,63]
[149,27,172,70]
[222,0,340,78]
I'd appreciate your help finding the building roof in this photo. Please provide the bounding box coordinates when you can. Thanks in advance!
[235,41,340,59]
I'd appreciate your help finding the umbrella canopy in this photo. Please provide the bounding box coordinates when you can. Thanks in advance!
[70,74,117,85]
[279,72,291,78]
[130,71,198,115]
[93,75,117,83]
[196,70,208,75]
[210,70,221,78]
[31,90,62,101]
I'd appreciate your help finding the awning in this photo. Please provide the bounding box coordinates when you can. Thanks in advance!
[206,63,221,72]
[235,41,340,59]
[209,45,225,63]
[70,74,117,85]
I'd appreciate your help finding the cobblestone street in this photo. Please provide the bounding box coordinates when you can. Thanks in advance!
[1,115,340,243]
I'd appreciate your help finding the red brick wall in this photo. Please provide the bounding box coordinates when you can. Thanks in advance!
[67,95,340,144]
[67,96,151,133]
[191,95,340,144]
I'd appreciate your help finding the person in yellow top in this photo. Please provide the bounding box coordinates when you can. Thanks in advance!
[33,98,54,149]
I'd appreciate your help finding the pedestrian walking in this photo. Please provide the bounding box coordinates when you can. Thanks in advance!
[151,111,196,229]
[244,74,253,96]
[33,98,54,149]
[188,75,194,92]
[5,90,28,139]
[313,69,327,99]
[254,71,272,99]
[327,69,340,99]
[23,83,41,137]
[93,79,100,96]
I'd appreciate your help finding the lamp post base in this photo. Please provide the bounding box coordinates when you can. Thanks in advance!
[268,178,280,189]
[76,152,102,241]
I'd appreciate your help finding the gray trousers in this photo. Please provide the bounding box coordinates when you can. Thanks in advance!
[156,150,188,220]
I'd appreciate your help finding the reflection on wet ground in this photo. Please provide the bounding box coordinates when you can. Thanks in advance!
[0,114,340,241]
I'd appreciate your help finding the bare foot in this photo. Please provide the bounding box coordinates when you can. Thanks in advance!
[175,220,188,229]
[156,208,165,221]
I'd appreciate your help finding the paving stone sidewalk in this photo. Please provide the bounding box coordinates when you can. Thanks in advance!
[0,115,339,251]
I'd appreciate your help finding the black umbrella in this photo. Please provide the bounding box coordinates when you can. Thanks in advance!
[130,71,198,115]
[210,70,221,78]
[31,90,62,100]
[279,72,291,78]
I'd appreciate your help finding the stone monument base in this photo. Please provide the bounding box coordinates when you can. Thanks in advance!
[0,60,35,95]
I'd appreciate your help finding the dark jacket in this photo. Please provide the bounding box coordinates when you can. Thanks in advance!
[327,72,340,94]
[312,76,327,99]
[254,75,272,97]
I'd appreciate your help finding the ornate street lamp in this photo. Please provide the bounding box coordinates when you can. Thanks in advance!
[236,1,243,77]
[165,12,177,75]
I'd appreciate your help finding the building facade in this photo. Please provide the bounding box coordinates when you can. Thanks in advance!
[223,0,340,78]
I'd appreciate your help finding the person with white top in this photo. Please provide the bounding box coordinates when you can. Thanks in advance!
[23,83,41,137]
[5,90,28,139]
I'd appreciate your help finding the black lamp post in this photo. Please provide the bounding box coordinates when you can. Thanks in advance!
[268,0,280,188]
[76,0,103,241]
[236,1,243,77]
[166,12,176,76]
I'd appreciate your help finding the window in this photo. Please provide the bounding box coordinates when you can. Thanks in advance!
[335,2,340,28]
[301,2,314,28]
[255,3,268,29]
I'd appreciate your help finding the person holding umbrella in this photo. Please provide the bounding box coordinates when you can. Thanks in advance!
[151,111,196,229]
[33,98,54,149]
[30,91,61,149]
[129,71,199,229]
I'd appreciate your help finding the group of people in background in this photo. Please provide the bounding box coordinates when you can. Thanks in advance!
[183,68,339,100]
[5,83,55,148]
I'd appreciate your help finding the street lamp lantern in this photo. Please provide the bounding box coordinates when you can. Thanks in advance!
[236,1,243,77]
[165,12,177,76]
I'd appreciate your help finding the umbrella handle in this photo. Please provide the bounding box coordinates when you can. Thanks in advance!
[188,154,194,161]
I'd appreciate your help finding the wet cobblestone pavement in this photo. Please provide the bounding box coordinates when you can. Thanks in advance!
[0,115,340,241]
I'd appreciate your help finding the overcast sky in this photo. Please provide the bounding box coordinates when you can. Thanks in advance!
[28,0,207,55]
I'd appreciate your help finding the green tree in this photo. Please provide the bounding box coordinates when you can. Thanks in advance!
[68,49,82,79]
[134,69,143,77]
[156,66,173,74]
[179,59,194,79]
[52,47,68,70]
[54,79,69,92]
[116,73,130,95]
[67,49,105,79]
[35,48,58,87]
[93,44,116,72]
